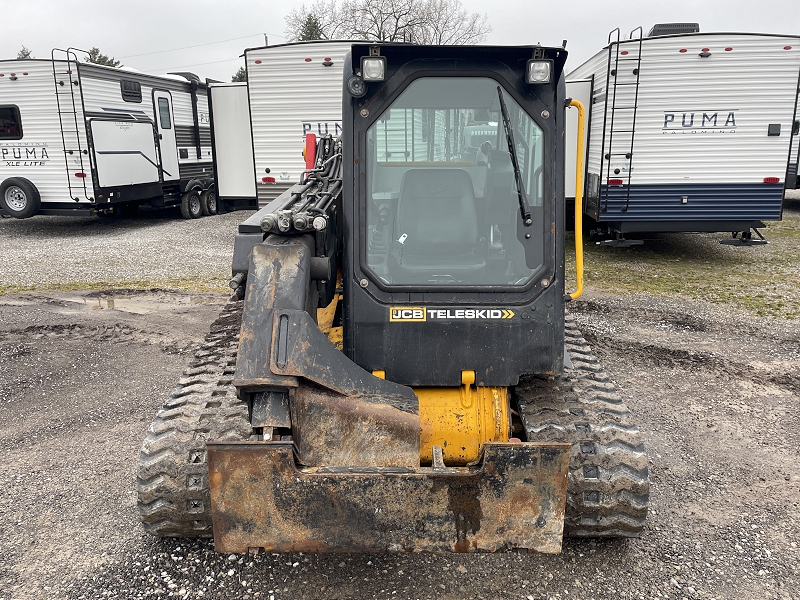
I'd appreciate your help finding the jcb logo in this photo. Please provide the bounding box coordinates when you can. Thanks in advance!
[389,307,426,322]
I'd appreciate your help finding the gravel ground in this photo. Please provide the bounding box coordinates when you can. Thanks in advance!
[0,196,798,600]
[0,208,253,292]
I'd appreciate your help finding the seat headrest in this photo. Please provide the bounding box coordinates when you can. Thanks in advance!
[400,168,475,198]
[487,151,513,172]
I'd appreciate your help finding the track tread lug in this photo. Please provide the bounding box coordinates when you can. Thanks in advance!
[137,300,251,538]
[517,315,650,538]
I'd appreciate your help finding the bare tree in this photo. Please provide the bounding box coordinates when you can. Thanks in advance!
[284,0,490,44]
[343,0,427,42]
[409,0,491,45]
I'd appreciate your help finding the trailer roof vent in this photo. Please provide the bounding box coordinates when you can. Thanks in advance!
[648,23,700,37]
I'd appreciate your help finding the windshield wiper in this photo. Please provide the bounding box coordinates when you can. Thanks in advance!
[497,86,532,226]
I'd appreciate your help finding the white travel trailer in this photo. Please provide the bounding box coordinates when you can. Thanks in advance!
[0,49,218,219]
[209,41,354,207]
[566,26,800,243]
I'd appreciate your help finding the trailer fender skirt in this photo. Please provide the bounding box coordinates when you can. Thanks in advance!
[183,178,205,193]
[207,441,571,554]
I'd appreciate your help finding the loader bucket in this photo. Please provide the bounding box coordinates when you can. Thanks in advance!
[207,440,570,554]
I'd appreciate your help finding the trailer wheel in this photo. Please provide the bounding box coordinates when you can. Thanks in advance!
[200,188,218,216]
[180,189,203,219]
[0,178,41,219]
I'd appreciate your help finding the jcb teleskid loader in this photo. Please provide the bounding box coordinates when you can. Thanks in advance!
[138,43,649,553]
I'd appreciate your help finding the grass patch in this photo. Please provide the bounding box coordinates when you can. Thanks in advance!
[566,208,800,319]
[0,275,230,296]
[0,284,37,295]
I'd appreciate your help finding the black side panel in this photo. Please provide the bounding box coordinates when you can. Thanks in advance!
[96,182,164,204]
[175,126,211,147]
[190,80,202,159]
[178,161,214,181]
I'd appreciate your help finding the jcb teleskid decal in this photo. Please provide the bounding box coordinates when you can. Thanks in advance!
[389,307,515,322]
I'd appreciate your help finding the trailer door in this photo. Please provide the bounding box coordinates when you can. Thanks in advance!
[209,83,256,200]
[565,79,592,200]
[154,91,179,182]
[789,88,800,189]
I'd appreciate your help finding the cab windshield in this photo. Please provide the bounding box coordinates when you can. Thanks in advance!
[365,77,544,287]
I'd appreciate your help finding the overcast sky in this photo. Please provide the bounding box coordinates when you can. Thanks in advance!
[2,0,799,81]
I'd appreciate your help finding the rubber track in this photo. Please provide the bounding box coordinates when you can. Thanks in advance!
[137,300,252,538]
[516,315,650,538]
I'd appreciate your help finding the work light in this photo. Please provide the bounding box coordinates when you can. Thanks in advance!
[361,56,386,81]
[526,59,552,84]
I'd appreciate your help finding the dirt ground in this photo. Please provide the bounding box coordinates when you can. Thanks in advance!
[1,285,798,600]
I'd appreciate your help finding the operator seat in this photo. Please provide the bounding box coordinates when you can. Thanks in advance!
[483,151,518,235]
[390,168,485,284]
[482,150,543,281]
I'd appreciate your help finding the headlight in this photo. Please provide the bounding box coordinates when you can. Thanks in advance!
[347,75,368,97]
[526,59,552,84]
[360,56,386,82]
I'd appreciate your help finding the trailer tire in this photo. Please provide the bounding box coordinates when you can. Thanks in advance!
[0,178,41,219]
[200,188,218,216]
[180,190,203,219]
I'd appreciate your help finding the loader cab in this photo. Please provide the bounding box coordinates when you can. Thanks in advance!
[364,77,544,286]
[342,44,569,387]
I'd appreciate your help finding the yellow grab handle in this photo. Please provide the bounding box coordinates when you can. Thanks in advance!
[567,99,585,301]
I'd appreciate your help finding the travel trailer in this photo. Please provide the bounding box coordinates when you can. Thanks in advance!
[566,27,800,244]
[209,41,353,208]
[0,49,218,219]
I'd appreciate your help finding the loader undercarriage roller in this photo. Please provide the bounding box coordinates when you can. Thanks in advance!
[137,303,648,539]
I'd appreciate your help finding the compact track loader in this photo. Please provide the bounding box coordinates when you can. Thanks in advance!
[138,43,649,553]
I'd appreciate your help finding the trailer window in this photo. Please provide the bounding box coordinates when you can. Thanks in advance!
[157,98,172,129]
[0,106,23,140]
[120,80,142,103]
